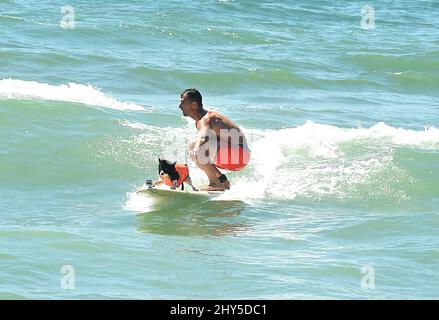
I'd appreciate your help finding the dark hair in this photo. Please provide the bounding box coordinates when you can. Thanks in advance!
[181,88,203,108]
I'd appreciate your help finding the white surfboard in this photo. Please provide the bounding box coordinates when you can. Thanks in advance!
[136,182,224,202]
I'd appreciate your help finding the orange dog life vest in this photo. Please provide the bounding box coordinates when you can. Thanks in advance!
[160,163,189,188]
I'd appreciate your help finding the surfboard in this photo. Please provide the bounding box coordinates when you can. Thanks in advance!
[136,181,224,202]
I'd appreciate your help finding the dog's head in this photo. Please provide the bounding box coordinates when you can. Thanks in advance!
[158,158,179,181]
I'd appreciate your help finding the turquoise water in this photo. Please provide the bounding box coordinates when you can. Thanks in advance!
[1,0,439,299]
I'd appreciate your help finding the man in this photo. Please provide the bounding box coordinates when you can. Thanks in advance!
[179,88,251,191]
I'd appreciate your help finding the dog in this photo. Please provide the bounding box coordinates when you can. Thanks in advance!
[154,158,198,191]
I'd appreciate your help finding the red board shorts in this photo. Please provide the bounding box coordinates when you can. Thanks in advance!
[214,144,251,171]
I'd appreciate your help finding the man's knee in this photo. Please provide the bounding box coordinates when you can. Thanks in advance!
[194,146,216,165]
[188,140,197,161]
[188,139,217,165]
[188,140,196,151]
[194,149,209,165]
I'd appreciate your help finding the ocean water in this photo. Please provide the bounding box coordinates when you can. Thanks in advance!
[1,0,438,299]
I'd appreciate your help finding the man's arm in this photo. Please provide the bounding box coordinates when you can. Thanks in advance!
[193,117,213,151]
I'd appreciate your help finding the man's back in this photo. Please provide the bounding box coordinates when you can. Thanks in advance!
[196,111,249,148]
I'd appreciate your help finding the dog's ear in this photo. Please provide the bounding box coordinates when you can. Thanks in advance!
[163,159,174,166]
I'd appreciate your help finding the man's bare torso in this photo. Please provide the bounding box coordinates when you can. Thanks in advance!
[196,111,248,148]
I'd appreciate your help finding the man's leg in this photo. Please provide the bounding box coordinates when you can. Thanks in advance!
[188,140,228,191]
[195,160,224,189]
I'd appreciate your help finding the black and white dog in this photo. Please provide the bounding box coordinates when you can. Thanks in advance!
[155,158,198,191]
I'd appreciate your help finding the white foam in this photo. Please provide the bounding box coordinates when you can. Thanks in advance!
[221,121,438,202]
[119,120,154,130]
[251,120,439,156]
[123,191,157,213]
[239,121,438,201]
[0,78,146,111]
[123,120,439,207]
[366,121,439,147]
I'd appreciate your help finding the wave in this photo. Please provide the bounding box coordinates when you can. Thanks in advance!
[0,78,147,111]
[123,120,439,210]
[236,121,438,201]
[343,53,439,74]
[0,14,23,22]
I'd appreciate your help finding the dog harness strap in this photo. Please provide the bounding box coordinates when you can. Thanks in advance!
[218,174,228,183]
[160,175,173,187]
[160,163,189,188]
[175,164,189,187]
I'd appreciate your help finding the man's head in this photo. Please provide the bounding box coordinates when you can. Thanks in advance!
[179,88,203,118]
